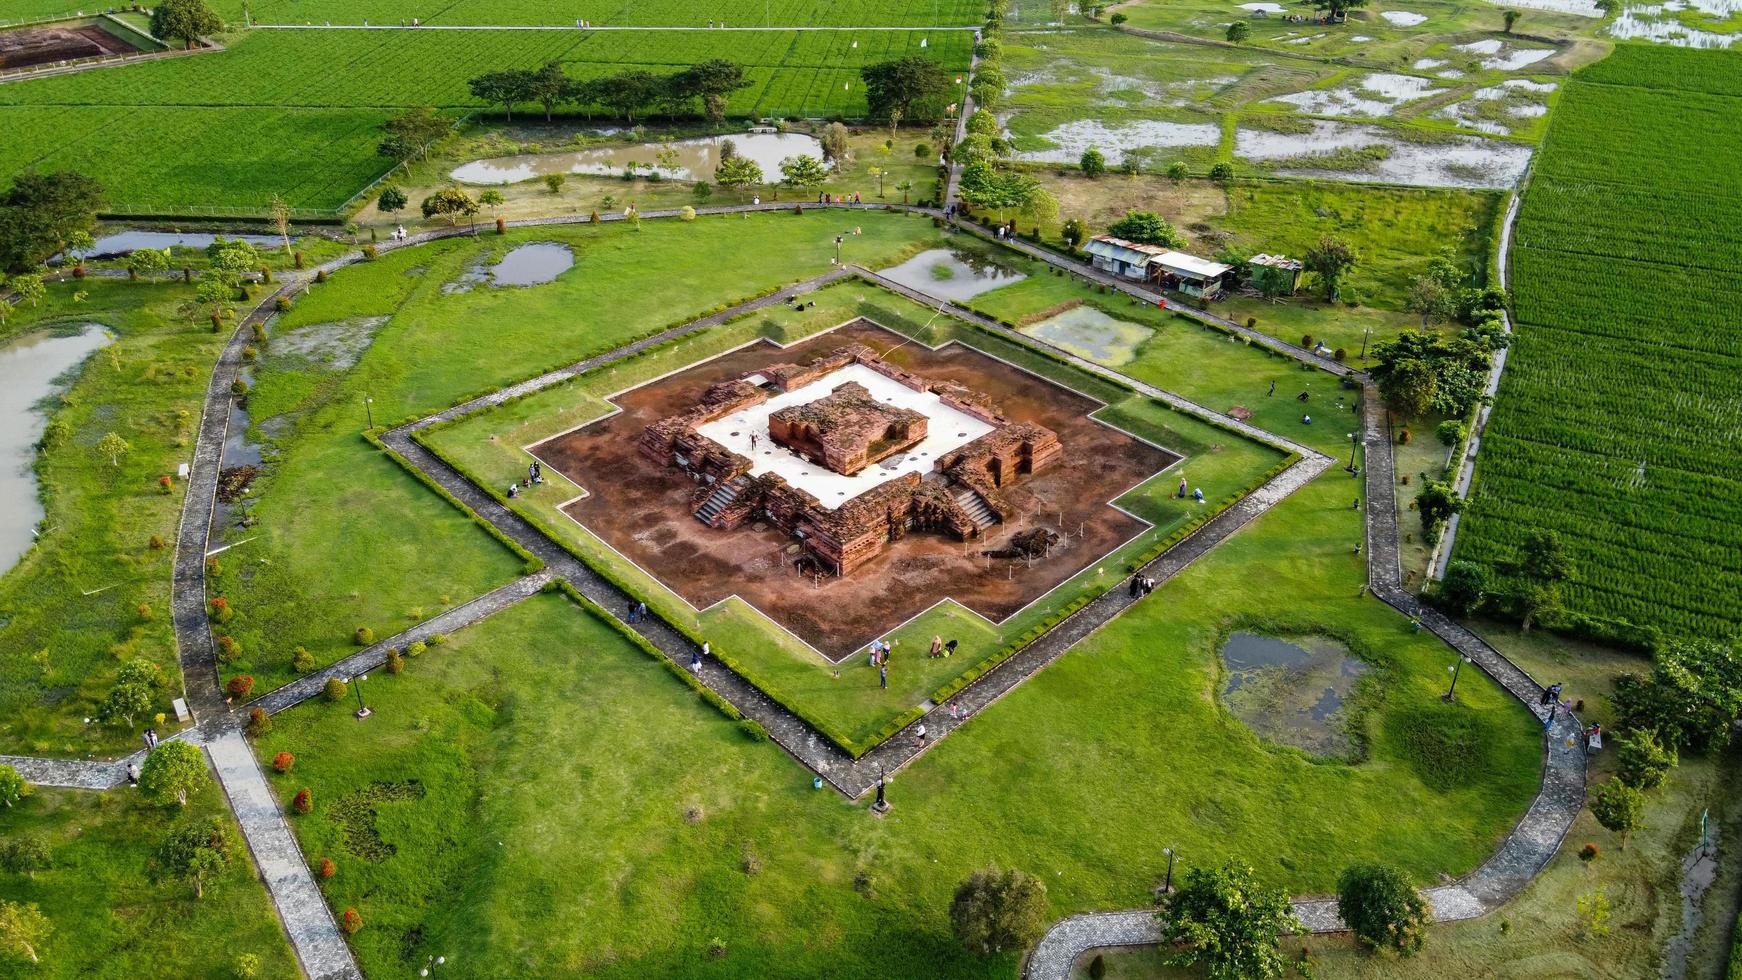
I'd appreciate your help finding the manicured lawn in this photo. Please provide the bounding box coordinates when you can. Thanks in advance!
[257,444,1542,977]
[213,212,944,692]
[422,273,1284,751]
[0,279,220,757]
[0,784,298,978]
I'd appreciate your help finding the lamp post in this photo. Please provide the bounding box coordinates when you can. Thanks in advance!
[1346,431,1358,473]
[351,673,371,718]
[420,955,445,977]
[1361,325,1371,364]
[363,395,375,430]
[1443,655,1472,703]
[872,762,891,813]
[1162,847,1176,895]
[834,235,845,266]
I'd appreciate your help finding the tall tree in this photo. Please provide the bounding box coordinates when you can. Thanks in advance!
[377,186,408,215]
[0,171,106,272]
[149,0,222,49]
[1513,529,1573,632]
[714,156,764,201]
[469,69,536,121]
[1614,639,1742,751]
[861,56,951,124]
[153,818,235,899]
[526,61,573,123]
[377,108,451,176]
[96,658,158,728]
[139,740,210,807]
[1107,210,1184,247]
[673,59,751,124]
[420,187,477,226]
[1337,863,1429,955]
[779,155,829,190]
[1304,234,1358,301]
[1407,274,1454,331]
[1590,778,1646,849]
[820,122,852,168]
[596,70,664,122]
[1160,860,1300,980]
[950,867,1049,953]
[267,193,292,253]
[1311,0,1370,20]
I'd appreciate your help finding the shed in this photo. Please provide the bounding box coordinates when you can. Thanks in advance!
[1152,251,1233,299]
[1084,235,1170,281]
[1248,253,1304,295]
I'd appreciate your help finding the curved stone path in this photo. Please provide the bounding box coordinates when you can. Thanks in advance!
[5,198,1583,979]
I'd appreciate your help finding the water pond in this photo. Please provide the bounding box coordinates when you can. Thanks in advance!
[1019,305,1149,366]
[62,230,279,260]
[877,248,1027,302]
[451,132,827,185]
[0,325,114,575]
[1220,631,1372,758]
[446,242,575,293]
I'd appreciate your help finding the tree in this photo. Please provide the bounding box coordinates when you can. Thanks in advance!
[377,108,451,176]
[97,658,158,729]
[958,163,1041,224]
[597,70,664,122]
[1312,0,1370,21]
[377,186,408,216]
[1019,186,1060,229]
[469,69,536,121]
[195,275,234,321]
[0,171,105,272]
[674,59,751,124]
[1416,480,1459,541]
[820,122,852,168]
[1337,864,1428,955]
[149,0,221,49]
[1407,274,1454,331]
[479,188,505,214]
[715,156,764,201]
[896,179,915,203]
[1061,217,1087,251]
[1304,234,1358,300]
[9,272,45,308]
[153,817,234,899]
[861,56,951,124]
[1160,861,1300,980]
[1049,0,1072,22]
[94,431,131,469]
[526,61,572,122]
[952,132,998,169]
[1590,778,1646,849]
[1615,729,1676,791]
[1503,8,1521,31]
[1227,20,1251,42]
[206,237,260,280]
[779,155,830,190]
[543,173,566,195]
[1438,560,1489,616]
[0,901,50,966]
[949,867,1049,953]
[0,764,25,808]
[1166,161,1189,181]
[1107,210,1184,248]
[1518,528,1574,588]
[421,187,477,226]
[127,246,170,282]
[0,835,49,875]
[1613,639,1742,752]
[1209,162,1235,182]
[267,193,293,253]
[1080,147,1107,177]
[139,740,209,807]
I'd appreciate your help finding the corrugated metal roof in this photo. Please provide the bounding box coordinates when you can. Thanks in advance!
[1156,251,1231,279]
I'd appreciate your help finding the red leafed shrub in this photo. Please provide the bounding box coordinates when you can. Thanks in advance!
[319,858,336,879]
[226,674,254,698]
[1579,843,1600,862]
[272,752,295,773]
[340,908,363,934]
[246,706,271,736]
[209,596,232,622]
[293,788,313,814]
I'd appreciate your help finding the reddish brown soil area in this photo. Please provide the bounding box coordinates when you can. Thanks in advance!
[533,320,1179,660]
[0,23,142,70]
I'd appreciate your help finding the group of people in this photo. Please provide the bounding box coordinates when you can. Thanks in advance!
[1175,476,1205,503]
[1128,574,1157,598]
[389,225,408,241]
[507,460,545,498]
[818,191,863,205]
[625,599,649,623]
[927,635,959,658]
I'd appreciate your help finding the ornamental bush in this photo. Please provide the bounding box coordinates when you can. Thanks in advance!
[340,908,362,934]
[209,596,232,622]
[353,627,375,646]
[1336,863,1428,955]
[226,675,254,698]
[246,706,271,736]
[292,646,316,672]
[272,752,294,773]
[292,788,313,814]
[324,677,347,702]
[216,635,242,664]
[319,858,336,879]
[405,640,427,657]
[385,650,405,675]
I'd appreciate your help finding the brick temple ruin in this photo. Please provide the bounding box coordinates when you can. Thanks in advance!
[639,344,1063,576]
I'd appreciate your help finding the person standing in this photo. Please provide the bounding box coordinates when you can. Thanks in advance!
[914,723,927,746]
[879,663,888,689]
[126,763,139,786]
[637,601,648,622]
[930,635,943,658]
[691,648,702,673]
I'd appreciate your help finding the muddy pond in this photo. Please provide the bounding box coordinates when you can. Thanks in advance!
[0,325,114,575]
[451,132,828,185]
[877,247,1027,302]
[1220,631,1371,758]
[446,242,575,292]
[1018,305,1149,365]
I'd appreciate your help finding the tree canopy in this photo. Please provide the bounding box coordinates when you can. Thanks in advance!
[0,901,50,966]
[1160,860,1300,980]
[139,740,210,807]
[1336,863,1428,955]
[861,56,952,123]
[0,171,106,273]
[1614,639,1742,752]
[1304,234,1358,301]
[152,817,235,899]
[949,867,1049,953]
[149,0,221,48]
[0,764,26,809]
[1106,210,1184,248]
[778,155,829,189]
[1369,332,1494,419]
[674,59,752,124]
[714,156,764,199]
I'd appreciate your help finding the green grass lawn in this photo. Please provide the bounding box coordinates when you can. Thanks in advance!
[421,273,1285,751]
[256,436,1542,976]
[0,784,298,978]
[0,279,222,757]
[212,212,944,693]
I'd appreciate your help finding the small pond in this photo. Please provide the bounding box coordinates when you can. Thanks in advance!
[1235,119,1533,189]
[446,242,575,293]
[451,132,828,185]
[1019,305,1149,365]
[1220,631,1371,758]
[877,247,1027,302]
[0,325,114,575]
[60,230,280,261]
[1013,118,1222,166]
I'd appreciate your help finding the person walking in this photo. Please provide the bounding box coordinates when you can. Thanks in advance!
[914,723,927,747]
[1268,380,1275,396]
[126,763,139,786]
[627,599,638,623]
[879,663,888,689]
[637,601,648,622]
[691,648,702,673]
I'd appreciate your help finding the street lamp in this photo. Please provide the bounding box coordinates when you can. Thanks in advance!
[1162,847,1176,895]
[1346,431,1358,473]
[872,762,891,813]
[363,395,375,430]
[420,955,446,977]
[833,235,845,266]
[1443,655,1473,702]
[1361,325,1371,363]
[351,673,371,718]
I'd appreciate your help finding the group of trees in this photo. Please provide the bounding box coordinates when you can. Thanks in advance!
[467,60,752,125]
[0,171,104,273]
[149,0,222,49]
[1439,528,1574,631]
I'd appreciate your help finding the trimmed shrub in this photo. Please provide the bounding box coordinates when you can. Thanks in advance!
[1246,316,1257,328]
[319,857,336,879]
[738,719,769,742]
[385,650,405,674]
[275,295,290,312]
[226,675,254,698]
[208,597,232,623]
[246,706,271,736]
[361,244,378,260]
[1579,842,1599,862]
[405,640,427,657]
[315,269,329,283]
[323,677,347,702]
[1333,347,1347,362]
[292,646,316,672]
[1398,428,1413,445]
[215,635,242,665]
[496,216,506,234]
[428,633,448,646]
[1302,334,1315,348]
[340,908,362,934]
[149,534,165,549]
[292,788,313,814]
[272,751,294,773]
[353,626,375,646]
[230,378,249,397]
[293,250,304,269]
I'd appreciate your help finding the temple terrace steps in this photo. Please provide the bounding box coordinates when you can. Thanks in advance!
[695,476,748,525]
[954,486,999,530]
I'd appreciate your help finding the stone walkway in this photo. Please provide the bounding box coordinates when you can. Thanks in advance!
[1020,382,1587,980]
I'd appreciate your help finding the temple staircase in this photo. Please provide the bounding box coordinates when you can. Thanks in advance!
[695,476,750,527]
[953,487,999,532]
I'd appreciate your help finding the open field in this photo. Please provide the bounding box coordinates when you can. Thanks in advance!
[1453,44,1742,644]
[224,0,982,26]
[0,27,969,214]
[0,785,298,978]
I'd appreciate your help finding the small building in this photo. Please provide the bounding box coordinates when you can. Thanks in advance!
[1083,236,1170,281]
[1248,253,1304,295]
[1152,251,1233,299]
